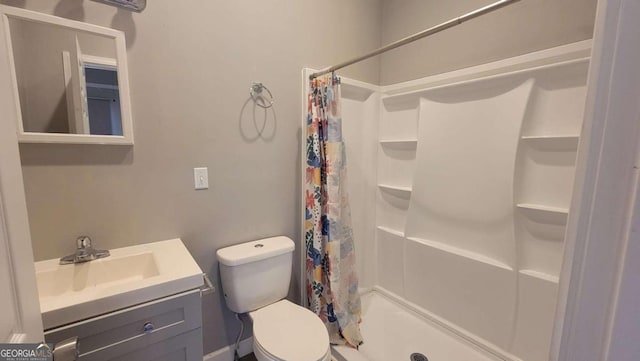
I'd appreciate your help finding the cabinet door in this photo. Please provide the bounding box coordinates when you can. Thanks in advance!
[45,290,202,361]
[110,329,202,361]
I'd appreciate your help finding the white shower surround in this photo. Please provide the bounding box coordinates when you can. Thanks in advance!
[301,40,590,361]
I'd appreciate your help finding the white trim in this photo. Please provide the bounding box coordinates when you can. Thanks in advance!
[62,51,82,134]
[380,40,591,94]
[0,5,123,36]
[0,5,43,341]
[381,57,588,105]
[16,132,132,145]
[203,337,253,361]
[606,148,640,360]
[1,7,24,137]
[81,54,117,68]
[551,0,640,360]
[300,68,310,307]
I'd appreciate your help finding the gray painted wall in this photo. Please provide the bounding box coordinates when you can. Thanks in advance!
[2,0,381,354]
[379,0,597,85]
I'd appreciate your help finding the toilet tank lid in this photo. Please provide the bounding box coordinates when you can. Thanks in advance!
[217,236,295,266]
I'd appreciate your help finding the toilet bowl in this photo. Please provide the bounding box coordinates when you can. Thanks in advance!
[250,300,331,361]
[216,236,331,361]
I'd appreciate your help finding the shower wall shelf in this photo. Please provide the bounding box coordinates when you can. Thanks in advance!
[521,135,580,149]
[377,225,405,238]
[516,203,569,215]
[519,269,560,284]
[379,139,418,145]
[378,184,413,195]
[521,135,579,140]
[376,186,411,235]
[407,236,514,272]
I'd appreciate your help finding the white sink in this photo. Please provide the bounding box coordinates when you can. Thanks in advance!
[35,238,203,329]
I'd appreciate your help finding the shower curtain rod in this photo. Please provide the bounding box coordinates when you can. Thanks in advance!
[309,0,522,80]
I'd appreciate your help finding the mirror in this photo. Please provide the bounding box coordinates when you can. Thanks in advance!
[0,6,134,144]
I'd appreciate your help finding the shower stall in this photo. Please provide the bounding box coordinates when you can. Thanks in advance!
[300,40,591,361]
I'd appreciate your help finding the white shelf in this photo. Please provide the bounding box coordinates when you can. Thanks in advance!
[517,203,569,215]
[378,184,412,195]
[521,135,579,149]
[517,204,569,225]
[377,225,405,237]
[379,139,418,151]
[407,236,513,271]
[519,269,560,284]
[379,139,418,144]
[521,135,579,139]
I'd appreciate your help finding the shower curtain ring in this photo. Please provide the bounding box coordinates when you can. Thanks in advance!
[250,82,275,109]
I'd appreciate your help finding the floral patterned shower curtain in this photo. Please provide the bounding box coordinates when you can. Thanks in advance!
[305,74,363,348]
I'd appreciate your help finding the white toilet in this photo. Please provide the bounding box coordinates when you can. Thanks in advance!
[217,236,331,361]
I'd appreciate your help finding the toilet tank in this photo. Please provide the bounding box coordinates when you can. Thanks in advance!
[216,236,295,313]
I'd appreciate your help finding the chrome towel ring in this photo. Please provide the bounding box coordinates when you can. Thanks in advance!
[250,82,275,109]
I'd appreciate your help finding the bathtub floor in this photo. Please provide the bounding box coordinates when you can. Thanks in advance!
[332,291,499,361]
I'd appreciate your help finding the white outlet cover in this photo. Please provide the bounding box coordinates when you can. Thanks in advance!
[194,167,209,190]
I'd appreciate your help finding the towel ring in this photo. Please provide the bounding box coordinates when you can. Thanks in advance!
[250,82,275,109]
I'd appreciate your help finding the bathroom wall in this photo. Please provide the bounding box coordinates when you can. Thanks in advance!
[2,0,382,354]
[379,0,597,84]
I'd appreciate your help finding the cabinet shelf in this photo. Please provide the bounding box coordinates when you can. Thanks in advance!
[521,135,579,150]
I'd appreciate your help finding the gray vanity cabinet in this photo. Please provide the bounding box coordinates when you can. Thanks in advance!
[44,289,203,361]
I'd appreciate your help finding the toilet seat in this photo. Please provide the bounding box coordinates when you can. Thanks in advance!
[249,299,331,361]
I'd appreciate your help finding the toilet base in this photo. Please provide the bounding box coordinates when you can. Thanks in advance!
[253,337,332,361]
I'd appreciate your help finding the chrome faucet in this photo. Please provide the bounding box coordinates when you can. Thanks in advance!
[59,236,110,265]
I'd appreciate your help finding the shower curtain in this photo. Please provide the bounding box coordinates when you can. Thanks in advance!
[305,74,363,348]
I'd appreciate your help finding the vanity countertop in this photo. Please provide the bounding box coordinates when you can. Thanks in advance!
[35,238,203,329]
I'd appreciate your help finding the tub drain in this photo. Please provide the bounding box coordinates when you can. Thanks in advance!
[410,353,428,361]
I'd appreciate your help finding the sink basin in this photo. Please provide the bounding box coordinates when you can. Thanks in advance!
[37,252,160,298]
[35,238,203,329]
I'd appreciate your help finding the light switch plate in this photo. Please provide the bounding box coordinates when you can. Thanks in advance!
[194,167,209,190]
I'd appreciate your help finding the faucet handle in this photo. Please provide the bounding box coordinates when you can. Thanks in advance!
[76,236,92,249]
